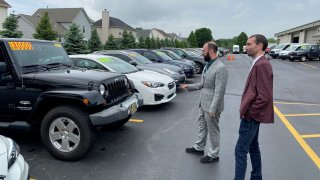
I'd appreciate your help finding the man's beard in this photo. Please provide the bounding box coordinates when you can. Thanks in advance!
[204,53,211,62]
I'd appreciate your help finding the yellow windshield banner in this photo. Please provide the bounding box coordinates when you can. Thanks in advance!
[8,42,33,50]
[98,57,111,63]
[54,44,62,48]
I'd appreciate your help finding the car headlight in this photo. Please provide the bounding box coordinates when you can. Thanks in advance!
[163,68,177,75]
[8,139,20,169]
[124,78,128,87]
[141,81,165,88]
[99,84,105,95]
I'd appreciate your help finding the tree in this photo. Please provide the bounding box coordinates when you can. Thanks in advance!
[0,13,23,38]
[160,39,165,48]
[175,39,181,48]
[237,32,248,53]
[33,11,57,40]
[138,37,146,48]
[195,28,213,47]
[164,38,170,47]
[145,37,151,49]
[120,30,131,49]
[150,37,156,49]
[88,28,102,53]
[187,31,198,47]
[268,38,277,43]
[63,23,87,54]
[104,34,118,50]
[128,31,137,48]
[180,40,188,48]
[156,37,161,49]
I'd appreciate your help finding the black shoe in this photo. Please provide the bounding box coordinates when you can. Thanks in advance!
[200,155,219,163]
[185,147,204,155]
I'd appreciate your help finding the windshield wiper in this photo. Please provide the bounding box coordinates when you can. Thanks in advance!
[46,62,72,68]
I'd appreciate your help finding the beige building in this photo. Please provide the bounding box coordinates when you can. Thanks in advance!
[0,0,11,31]
[17,8,92,41]
[275,20,320,45]
[93,10,136,43]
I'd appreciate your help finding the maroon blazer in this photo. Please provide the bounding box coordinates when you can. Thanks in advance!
[240,56,274,123]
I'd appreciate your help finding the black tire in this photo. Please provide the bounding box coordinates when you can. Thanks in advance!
[195,62,203,74]
[300,55,307,62]
[40,105,96,161]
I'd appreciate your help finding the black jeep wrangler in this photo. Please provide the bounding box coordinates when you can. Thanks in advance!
[0,39,142,161]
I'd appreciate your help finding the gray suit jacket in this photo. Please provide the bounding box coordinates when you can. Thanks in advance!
[187,58,228,113]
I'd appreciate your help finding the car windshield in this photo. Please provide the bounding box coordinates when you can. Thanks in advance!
[274,44,286,49]
[6,41,71,73]
[163,50,182,60]
[97,56,139,74]
[154,50,173,61]
[286,45,299,51]
[126,52,153,64]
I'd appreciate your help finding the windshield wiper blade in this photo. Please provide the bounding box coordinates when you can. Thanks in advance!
[46,62,72,67]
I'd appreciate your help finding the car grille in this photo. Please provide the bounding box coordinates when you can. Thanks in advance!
[102,76,129,105]
[168,93,174,99]
[168,82,175,90]
[270,51,275,53]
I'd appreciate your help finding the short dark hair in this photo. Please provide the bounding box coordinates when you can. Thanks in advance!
[206,41,218,53]
[249,34,268,51]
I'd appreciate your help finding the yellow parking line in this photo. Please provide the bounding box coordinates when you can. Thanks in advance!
[298,62,318,69]
[29,178,37,180]
[274,105,320,169]
[301,134,320,139]
[129,119,144,123]
[283,113,320,117]
[274,101,320,106]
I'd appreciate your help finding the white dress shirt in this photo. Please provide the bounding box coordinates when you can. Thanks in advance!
[249,55,263,72]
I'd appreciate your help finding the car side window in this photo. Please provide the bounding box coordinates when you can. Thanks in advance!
[175,50,184,57]
[72,58,107,70]
[143,52,160,61]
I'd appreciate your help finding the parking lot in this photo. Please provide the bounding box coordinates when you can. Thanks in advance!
[2,54,320,180]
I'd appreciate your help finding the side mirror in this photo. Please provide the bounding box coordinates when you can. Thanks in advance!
[0,62,7,73]
[181,54,187,58]
[129,61,138,66]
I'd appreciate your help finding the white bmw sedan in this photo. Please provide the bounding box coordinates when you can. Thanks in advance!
[70,54,176,105]
[0,135,29,180]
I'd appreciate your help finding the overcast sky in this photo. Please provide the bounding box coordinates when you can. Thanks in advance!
[7,0,320,39]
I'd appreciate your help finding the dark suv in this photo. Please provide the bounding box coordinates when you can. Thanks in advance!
[289,45,320,62]
[0,39,142,161]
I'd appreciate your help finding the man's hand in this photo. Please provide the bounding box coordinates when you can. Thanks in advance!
[209,112,216,117]
[180,83,188,89]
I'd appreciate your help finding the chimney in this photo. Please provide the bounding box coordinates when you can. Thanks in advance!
[101,9,110,43]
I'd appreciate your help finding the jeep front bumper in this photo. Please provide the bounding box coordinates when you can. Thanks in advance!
[90,93,143,126]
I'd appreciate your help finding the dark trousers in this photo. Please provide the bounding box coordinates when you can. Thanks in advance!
[234,118,262,180]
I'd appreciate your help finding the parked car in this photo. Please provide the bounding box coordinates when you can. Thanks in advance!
[93,50,186,85]
[70,54,176,105]
[278,44,309,60]
[158,49,196,67]
[0,38,142,161]
[289,44,320,62]
[269,43,293,58]
[265,44,277,54]
[131,49,196,77]
[0,135,29,180]
[161,48,206,74]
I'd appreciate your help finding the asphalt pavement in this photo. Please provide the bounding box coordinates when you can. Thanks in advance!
[2,54,320,180]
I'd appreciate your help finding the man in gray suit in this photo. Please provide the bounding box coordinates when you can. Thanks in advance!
[181,41,228,163]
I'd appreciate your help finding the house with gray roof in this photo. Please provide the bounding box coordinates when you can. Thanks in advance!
[17,8,92,41]
[93,10,136,43]
[0,0,11,31]
[136,28,172,40]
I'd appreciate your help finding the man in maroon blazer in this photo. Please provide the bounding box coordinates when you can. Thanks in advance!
[234,34,274,180]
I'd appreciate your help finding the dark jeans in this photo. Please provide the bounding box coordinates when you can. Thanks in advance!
[234,118,262,180]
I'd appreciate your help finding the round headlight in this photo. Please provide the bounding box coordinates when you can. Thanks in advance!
[99,84,105,95]
[124,78,128,87]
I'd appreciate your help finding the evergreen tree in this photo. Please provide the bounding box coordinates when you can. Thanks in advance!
[138,37,146,48]
[160,39,165,48]
[237,32,248,53]
[120,30,130,49]
[195,28,213,47]
[104,34,118,50]
[150,37,156,49]
[156,37,161,49]
[175,39,181,48]
[88,28,102,53]
[128,31,137,48]
[164,38,170,47]
[187,31,198,47]
[145,37,151,49]
[33,11,57,40]
[0,13,23,38]
[169,39,175,47]
[63,23,87,54]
